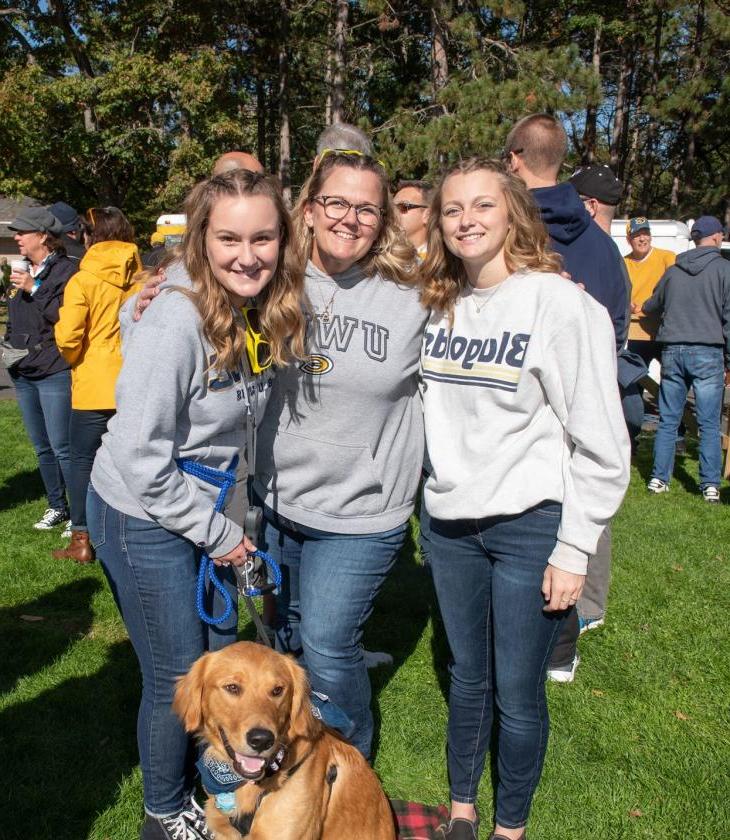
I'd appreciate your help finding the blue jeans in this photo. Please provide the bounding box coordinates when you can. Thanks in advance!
[87,484,238,817]
[261,509,407,758]
[652,345,725,489]
[426,502,565,830]
[12,369,71,511]
[68,409,114,530]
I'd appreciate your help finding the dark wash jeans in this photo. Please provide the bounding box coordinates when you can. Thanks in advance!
[426,502,565,830]
[69,408,114,530]
[12,369,71,511]
[652,344,725,489]
[261,507,407,759]
[87,484,238,817]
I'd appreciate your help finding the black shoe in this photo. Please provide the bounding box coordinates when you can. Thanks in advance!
[440,813,479,839]
[140,806,214,840]
[490,834,526,840]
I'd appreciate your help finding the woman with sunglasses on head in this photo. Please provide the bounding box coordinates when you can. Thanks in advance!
[253,148,426,760]
[53,207,141,565]
[419,159,629,840]
[87,170,306,840]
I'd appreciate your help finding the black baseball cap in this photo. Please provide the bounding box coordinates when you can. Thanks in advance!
[569,164,623,206]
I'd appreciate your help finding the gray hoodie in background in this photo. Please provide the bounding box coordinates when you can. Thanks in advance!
[643,246,730,363]
[254,260,427,534]
[92,261,274,555]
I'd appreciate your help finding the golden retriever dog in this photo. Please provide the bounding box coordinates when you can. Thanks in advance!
[174,641,396,840]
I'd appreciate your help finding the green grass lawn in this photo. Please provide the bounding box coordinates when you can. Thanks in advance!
[1,399,728,839]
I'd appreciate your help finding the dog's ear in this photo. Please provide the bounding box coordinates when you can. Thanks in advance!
[285,654,320,742]
[173,652,211,733]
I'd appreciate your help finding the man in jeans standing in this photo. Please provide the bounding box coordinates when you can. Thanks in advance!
[643,216,730,502]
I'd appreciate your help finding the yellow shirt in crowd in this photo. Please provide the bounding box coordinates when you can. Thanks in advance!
[624,247,676,305]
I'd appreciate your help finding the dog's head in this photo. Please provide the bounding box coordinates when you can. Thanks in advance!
[173,642,319,780]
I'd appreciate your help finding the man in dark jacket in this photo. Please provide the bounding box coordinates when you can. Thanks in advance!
[643,216,730,503]
[48,201,86,261]
[504,115,630,683]
[504,114,628,348]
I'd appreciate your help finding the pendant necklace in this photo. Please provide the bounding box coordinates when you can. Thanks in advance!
[470,282,502,314]
[316,283,340,323]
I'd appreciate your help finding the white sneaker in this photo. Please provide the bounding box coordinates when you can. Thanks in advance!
[702,486,721,504]
[33,508,68,530]
[61,520,72,539]
[547,653,580,683]
[647,478,669,494]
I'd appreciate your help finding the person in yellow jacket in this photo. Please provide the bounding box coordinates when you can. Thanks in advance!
[53,207,141,563]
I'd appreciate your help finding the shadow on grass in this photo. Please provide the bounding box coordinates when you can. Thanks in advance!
[0,640,140,840]
[0,467,46,506]
[0,577,101,693]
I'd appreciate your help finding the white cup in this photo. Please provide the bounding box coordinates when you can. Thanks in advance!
[10,258,30,274]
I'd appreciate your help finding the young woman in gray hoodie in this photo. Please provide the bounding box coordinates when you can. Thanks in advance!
[253,151,428,759]
[87,171,306,840]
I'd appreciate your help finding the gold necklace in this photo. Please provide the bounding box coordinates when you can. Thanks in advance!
[316,282,340,323]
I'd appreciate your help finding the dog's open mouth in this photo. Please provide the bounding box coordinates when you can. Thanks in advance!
[234,752,268,779]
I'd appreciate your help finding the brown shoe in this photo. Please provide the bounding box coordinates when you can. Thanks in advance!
[52,531,95,565]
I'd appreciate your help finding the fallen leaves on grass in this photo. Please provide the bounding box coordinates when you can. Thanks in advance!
[674,710,690,721]
[629,809,643,818]
[591,689,605,697]
[20,614,44,622]
[672,564,684,572]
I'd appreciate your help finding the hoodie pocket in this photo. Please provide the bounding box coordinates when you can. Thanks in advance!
[260,429,384,518]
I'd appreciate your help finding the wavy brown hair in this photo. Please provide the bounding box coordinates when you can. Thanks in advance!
[420,157,561,317]
[291,153,417,286]
[86,206,135,245]
[166,170,306,373]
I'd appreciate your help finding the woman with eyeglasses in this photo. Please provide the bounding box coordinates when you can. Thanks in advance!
[419,158,630,840]
[253,148,426,759]
[86,170,306,840]
[52,207,141,565]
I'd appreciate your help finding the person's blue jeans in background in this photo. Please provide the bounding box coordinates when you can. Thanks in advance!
[652,344,725,489]
[12,369,71,511]
[68,408,114,531]
[426,502,565,830]
[261,509,407,759]
[87,484,237,817]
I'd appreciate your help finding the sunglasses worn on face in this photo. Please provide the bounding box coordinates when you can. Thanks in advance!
[240,306,272,374]
[312,195,384,229]
[395,202,428,214]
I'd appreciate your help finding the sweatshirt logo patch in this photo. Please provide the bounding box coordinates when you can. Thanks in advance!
[299,354,334,375]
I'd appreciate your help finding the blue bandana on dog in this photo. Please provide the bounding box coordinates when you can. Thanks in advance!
[196,751,248,813]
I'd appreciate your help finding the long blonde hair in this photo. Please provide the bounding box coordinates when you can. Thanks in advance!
[177,169,305,373]
[291,153,417,286]
[420,158,561,317]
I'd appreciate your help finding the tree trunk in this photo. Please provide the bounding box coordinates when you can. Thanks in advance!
[278,0,291,206]
[683,1,705,202]
[582,18,602,164]
[639,8,664,209]
[256,76,266,166]
[331,0,348,124]
[610,38,632,177]
[431,5,448,106]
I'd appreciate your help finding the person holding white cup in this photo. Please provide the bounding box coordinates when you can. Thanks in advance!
[5,207,77,532]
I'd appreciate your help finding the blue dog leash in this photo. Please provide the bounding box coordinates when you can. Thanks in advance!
[176,456,281,626]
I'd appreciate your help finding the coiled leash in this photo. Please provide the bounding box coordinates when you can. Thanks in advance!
[176,455,280,639]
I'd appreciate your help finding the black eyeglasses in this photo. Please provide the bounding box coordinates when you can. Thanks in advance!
[395,202,428,214]
[312,195,384,228]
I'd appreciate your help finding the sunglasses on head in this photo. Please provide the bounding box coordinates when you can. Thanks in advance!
[240,306,272,374]
[315,147,387,170]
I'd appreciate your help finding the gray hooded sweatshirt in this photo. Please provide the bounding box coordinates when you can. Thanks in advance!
[91,262,274,555]
[254,260,427,534]
[643,246,730,363]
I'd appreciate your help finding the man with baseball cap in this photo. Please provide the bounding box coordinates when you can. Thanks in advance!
[569,164,623,235]
[641,215,729,502]
[48,201,86,260]
[625,217,676,334]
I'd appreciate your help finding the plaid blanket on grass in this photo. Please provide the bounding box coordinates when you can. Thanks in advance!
[390,799,451,839]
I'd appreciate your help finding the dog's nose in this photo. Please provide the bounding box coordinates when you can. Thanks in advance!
[246,728,275,753]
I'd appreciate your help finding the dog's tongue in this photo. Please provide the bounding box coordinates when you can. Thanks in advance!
[236,753,266,775]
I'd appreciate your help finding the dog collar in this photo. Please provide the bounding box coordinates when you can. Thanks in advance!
[197,750,248,796]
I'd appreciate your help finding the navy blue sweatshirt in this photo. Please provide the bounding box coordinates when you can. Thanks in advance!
[643,246,730,364]
[532,183,628,347]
